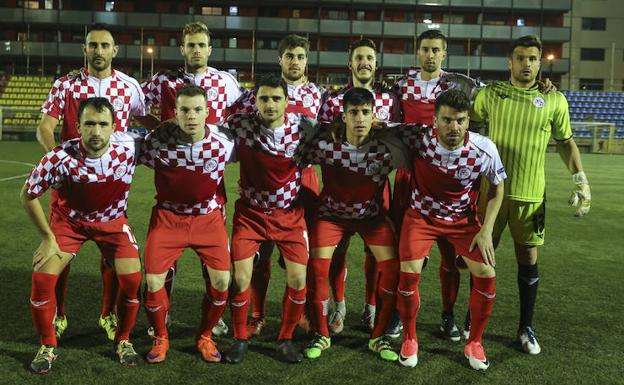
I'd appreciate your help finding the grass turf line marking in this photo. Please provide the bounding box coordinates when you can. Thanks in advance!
[0,159,34,182]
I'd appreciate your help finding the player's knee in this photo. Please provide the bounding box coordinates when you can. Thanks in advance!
[145,273,166,292]
[287,273,306,290]
[471,264,496,278]
[234,269,252,291]
[210,271,230,292]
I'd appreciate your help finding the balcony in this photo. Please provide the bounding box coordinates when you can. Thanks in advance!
[288,19,318,33]
[384,22,416,37]
[257,17,287,32]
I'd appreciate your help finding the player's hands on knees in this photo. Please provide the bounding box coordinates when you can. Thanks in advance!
[569,171,591,216]
[538,78,557,94]
[33,236,72,271]
[469,229,496,267]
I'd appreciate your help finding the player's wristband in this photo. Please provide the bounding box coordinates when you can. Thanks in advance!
[572,171,588,185]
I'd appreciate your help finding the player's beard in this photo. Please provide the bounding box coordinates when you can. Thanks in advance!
[422,62,439,74]
[86,137,110,153]
[89,56,111,72]
[282,69,304,83]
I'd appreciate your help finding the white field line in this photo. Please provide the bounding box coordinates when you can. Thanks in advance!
[0,159,34,182]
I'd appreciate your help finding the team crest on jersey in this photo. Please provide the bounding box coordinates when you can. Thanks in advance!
[114,164,128,179]
[285,143,297,157]
[207,88,219,101]
[456,167,471,179]
[112,98,124,111]
[376,107,389,121]
[367,160,382,175]
[302,94,314,108]
[532,96,545,108]
[204,159,218,172]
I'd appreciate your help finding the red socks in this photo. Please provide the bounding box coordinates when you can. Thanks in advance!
[250,252,271,319]
[31,272,60,347]
[364,251,378,306]
[309,258,331,337]
[329,251,347,303]
[100,257,118,318]
[145,287,169,338]
[370,258,399,339]
[114,271,141,343]
[397,271,421,341]
[199,286,228,338]
[230,288,251,340]
[468,276,496,344]
[55,265,70,317]
[278,286,306,340]
[439,254,460,315]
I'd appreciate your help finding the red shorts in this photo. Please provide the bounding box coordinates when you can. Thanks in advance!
[300,166,321,228]
[50,209,139,260]
[144,207,230,274]
[310,216,396,249]
[231,200,308,265]
[399,208,484,263]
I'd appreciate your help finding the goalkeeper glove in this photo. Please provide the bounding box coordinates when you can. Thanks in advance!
[568,171,591,217]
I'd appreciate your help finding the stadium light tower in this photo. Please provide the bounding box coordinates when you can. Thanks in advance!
[147,47,154,78]
[546,53,555,80]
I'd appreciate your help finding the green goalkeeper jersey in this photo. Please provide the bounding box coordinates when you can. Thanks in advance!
[472,81,572,202]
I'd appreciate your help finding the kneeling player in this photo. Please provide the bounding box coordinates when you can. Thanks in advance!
[21,98,142,373]
[396,89,505,370]
[141,85,235,363]
[302,87,406,361]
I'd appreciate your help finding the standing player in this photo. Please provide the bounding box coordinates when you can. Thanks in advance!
[141,21,241,336]
[141,85,235,364]
[301,87,406,362]
[472,35,591,355]
[224,74,309,364]
[318,39,401,335]
[36,23,145,342]
[230,34,323,337]
[23,98,143,373]
[396,89,506,370]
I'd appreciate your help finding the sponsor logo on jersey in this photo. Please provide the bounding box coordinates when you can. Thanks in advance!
[367,160,382,175]
[112,98,124,111]
[285,143,297,157]
[532,96,545,108]
[114,164,128,179]
[302,94,314,108]
[376,107,389,121]
[204,158,218,172]
[496,91,509,100]
[456,167,471,179]
[207,88,219,101]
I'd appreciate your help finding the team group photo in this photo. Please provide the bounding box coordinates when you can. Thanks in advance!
[0,1,622,384]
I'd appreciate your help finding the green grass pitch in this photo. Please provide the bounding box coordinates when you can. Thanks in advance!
[0,141,622,384]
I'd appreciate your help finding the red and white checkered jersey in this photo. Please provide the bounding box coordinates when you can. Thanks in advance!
[140,125,235,215]
[404,126,506,221]
[25,132,139,222]
[395,68,483,125]
[41,68,145,142]
[319,84,401,123]
[231,82,324,119]
[227,112,304,211]
[309,134,406,219]
[142,66,241,124]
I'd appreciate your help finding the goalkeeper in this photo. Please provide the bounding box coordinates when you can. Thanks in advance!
[471,35,591,356]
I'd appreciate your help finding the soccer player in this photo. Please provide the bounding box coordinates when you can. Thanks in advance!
[396,89,506,370]
[318,39,401,336]
[393,29,483,342]
[141,85,235,364]
[230,34,323,338]
[302,87,406,362]
[472,35,591,355]
[36,23,146,342]
[141,21,242,336]
[22,98,143,373]
[223,74,309,364]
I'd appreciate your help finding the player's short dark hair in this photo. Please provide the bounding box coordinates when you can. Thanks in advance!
[417,29,447,50]
[435,89,471,116]
[255,73,288,98]
[78,97,115,122]
[278,34,309,57]
[86,23,115,42]
[182,21,211,45]
[175,84,207,103]
[348,39,377,61]
[343,87,374,110]
[509,35,543,56]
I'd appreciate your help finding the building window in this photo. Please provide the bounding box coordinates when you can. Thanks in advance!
[228,37,237,48]
[443,14,463,24]
[292,9,300,18]
[169,37,177,47]
[105,1,114,12]
[517,17,525,26]
[229,6,238,16]
[19,1,39,8]
[328,10,348,20]
[202,7,223,16]
[327,39,349,52]
[579,78,604,91]
[146,36,155,45]
[582,17,606,31]
[356,11,365,21]
[580,48,605,61]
